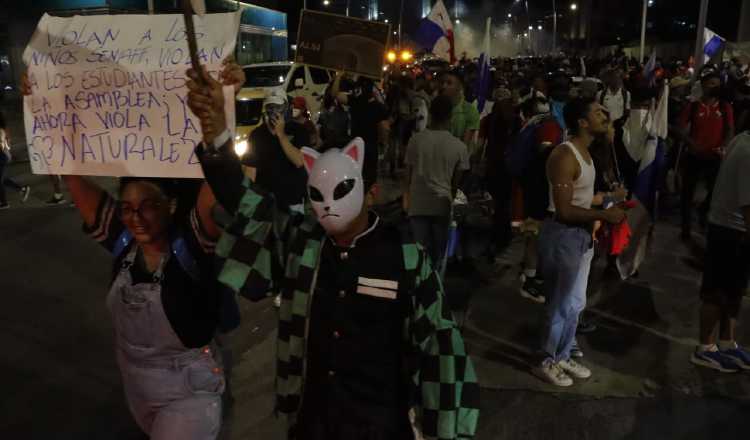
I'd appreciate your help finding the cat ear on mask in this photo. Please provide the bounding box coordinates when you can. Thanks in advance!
[342,137,365,170]
[301,147,320,175]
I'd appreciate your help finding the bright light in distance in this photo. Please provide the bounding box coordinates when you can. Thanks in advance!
[508,13,512,18]
[234,139,249,157]
[387,51,397,63]
[323,0,330,5]
[523,32,528,37]
[538,25,542,30]
[279,76,284,83]
[455,19,460,24]
[528,25,533,30]
[401,51,413,62]
[570,3,578,10]
[385,19,389,23]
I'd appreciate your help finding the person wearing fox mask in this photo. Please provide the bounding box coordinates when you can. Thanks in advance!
[186,68,479,440]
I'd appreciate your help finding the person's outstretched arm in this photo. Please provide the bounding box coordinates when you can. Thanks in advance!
[187,67,296,301]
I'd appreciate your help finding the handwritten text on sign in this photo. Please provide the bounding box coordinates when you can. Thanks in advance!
[23,12,239,178]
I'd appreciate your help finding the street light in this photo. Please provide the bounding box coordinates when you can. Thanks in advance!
[323,0,330,5]
[524,32,528,37]
[528,25,533,30]
[508,13,512,18]
[538,25,543,30]
[570,3,577,11]
[456,19,461,24]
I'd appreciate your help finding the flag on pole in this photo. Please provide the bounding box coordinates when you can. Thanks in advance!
[703,27,725,63]
[414,0,456,64]
[643,51,657,86]
[474,18,492,113]
[632,84,668,215]
[190,0,206,15]
[616,84,668,279]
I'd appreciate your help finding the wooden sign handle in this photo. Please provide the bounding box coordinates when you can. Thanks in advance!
[181,0,204,84]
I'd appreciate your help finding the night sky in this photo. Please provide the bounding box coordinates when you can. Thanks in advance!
[285,0,743,49]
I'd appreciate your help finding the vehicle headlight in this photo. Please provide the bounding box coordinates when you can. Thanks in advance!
[234,135,249,157]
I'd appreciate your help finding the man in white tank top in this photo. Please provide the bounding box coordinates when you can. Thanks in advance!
[532,98,626,387]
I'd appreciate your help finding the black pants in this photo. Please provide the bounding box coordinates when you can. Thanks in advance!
[0,159,23,205]
[680,154,721,234]
[486,170,513,252]
[293,406,414,440]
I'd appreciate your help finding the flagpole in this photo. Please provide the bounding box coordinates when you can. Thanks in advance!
[693,0,710,78]
[552,0,557,54]
[639,0,647,63]
[180,0,204,85]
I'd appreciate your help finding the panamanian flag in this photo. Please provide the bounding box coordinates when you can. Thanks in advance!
[414,0,456,64]
[616,84,668,280]
[703,28,725,63]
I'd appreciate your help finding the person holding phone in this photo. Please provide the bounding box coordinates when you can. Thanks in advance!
[244,90,308,214]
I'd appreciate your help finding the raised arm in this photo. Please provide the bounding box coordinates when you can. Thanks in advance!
[187,67,246,215]
[20,71,105,227]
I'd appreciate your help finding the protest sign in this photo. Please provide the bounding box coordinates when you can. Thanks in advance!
[23,12,239,178]
[295,10,390,79]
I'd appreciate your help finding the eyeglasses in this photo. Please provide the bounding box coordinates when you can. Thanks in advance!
[119,200,163,220]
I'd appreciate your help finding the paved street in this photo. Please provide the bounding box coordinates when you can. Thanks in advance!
[1,98,749,439]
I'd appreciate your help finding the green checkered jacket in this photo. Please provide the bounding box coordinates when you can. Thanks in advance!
[215,177,480,439]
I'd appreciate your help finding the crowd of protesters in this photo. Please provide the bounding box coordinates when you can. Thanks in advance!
[7,44,750,439]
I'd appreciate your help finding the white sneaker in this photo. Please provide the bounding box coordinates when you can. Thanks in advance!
[558,359,592,379]
[21,186,31,203]
[533,361,573,387]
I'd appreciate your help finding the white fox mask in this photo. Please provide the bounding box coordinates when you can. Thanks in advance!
[301,138,365,235]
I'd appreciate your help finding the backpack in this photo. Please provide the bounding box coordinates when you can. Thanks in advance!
[506,114,558,178]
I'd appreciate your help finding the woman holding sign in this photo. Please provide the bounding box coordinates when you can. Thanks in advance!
[21,61,245,440]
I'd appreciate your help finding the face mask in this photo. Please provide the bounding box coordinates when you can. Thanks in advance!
[301,138,365,235]
[292,108,302,118]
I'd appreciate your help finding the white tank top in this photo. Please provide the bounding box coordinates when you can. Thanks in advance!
[548,142,596,212]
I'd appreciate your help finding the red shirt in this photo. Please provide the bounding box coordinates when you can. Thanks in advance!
[536,118,563,146]
[679,100,734,156]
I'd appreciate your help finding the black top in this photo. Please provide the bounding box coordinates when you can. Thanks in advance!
[300,215,412,433]
[250,123,308,207]
[84,193,221,348]
[349,97,389,184]
[0,110,5,129]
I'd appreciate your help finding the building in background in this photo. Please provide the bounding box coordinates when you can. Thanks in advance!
[0,0,287,91]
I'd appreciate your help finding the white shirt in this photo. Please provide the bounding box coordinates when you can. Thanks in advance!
[597,88,631,121]
[549,142,596,212]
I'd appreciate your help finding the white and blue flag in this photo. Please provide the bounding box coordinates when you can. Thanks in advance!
[703,28,725,63]
[414,0,455,63]
[474,18,492,113]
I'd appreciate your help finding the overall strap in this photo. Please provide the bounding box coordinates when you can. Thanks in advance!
[171,236,200,281]
[113,229,134,260]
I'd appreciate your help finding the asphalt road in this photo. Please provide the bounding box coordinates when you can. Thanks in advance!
[1,98,749,439]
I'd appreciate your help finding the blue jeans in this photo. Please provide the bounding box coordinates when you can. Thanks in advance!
[539,220,594,364]
[410,216,450,269]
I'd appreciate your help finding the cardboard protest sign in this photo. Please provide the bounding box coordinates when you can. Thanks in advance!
[295,10,390,79]
[23,12,239,178]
